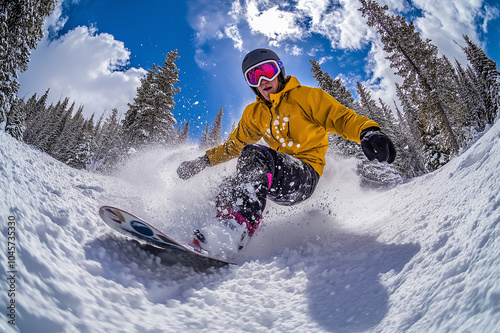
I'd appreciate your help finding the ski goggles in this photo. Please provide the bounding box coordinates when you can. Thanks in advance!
[244,60,283,87]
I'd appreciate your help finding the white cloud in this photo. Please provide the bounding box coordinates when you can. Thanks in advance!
[318,56,333,65]
[298,0,370,50]
[224,23,244,51]
[188,0,244,67]
[362,40,402,107]
[245,1,307,46]
[44,1,67,35]
[410,0,485,63]
[480,4,500,33]
[307,45,324,57]
[19,24,146,120]
[285,44,304,56]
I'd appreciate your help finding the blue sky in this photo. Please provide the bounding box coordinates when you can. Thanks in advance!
[18,0,500,141]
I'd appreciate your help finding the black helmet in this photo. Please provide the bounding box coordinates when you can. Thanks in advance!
[242,48,286,94]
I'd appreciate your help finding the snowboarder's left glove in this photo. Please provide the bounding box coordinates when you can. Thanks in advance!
[360,127,396,163]
[177,155,211,180]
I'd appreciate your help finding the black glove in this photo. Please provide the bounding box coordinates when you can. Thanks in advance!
[177,155,211,180]
[360,127,396,163]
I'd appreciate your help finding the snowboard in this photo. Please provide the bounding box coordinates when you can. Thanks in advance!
[98,206,235,266]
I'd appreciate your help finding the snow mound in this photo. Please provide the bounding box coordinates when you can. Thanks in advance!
[0,118,499,332]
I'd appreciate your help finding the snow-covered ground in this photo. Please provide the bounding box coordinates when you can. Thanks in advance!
[1,117,499,332]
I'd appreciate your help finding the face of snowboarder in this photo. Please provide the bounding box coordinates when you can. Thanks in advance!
[257,76,280,102]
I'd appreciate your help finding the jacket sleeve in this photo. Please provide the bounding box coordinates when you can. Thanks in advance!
[307,88,379,143]
[205,104,263,166]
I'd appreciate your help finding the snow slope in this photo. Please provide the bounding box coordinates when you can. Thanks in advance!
[1,118,499,332]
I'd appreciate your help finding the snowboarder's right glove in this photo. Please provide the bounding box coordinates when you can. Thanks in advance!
[360,127,396,164]
[177,155,211,180]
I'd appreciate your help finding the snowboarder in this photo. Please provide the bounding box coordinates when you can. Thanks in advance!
[177,48,396,253]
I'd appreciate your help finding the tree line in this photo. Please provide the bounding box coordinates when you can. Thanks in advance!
[4,49,226,172]
[1,0,499,186]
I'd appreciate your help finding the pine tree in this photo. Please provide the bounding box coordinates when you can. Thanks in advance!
[0,0,57,129]
[93,111,105,151]
[27,100,56,147]
[93,108,123,172]
[71,115,96,169]
[356,82,385,124]
[382,98,424,178]
[453,60,486,142]
[53,106,85,167]
[120,104,139,149]
[207,105,223,147]
[461,35,500,125]
[121,50,181,149]
[5,98,26,139]
[177,121,189,145]
[49,104,78,161]
[310,59,356,108]
[395,83,427,175]
[359,0,462,169]
[37,98,72,153]
[200,123,210,149]
[23,88,49,143]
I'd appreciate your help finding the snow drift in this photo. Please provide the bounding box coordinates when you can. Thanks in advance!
[0,118,499,332]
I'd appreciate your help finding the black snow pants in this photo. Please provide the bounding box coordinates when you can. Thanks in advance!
[216,144,320,227]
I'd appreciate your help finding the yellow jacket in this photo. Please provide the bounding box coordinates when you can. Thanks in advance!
[206,76,379,176]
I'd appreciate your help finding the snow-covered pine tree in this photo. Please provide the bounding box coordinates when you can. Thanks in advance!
[5,98,26,139]
[356,82,385,124]
[48,102,75,160]
[177,121,189,145]
[23,88,49,143]
[0,0,57,130]
[461,35,500,126]
[207,105,223,148]
[395,83,427,175]
[453,60,486,143]
[25,100,56,147]
[86,108,122,172]
[148,50,181,144]
[37,98,73,153]
[121,68,155,148]
[52,106,85,167]
[121,50,181,149]
[93,112,105,151]
[71,114,97,169]
[439,55,470,146]
[199,123,210,149]
[120,104,139,150]
[359,0,463,170]
[310,59,356,107]
[381,98,425,178]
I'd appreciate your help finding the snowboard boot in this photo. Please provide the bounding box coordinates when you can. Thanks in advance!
[192,207,261,254]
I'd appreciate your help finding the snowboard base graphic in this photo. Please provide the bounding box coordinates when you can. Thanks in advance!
[98,206,235,266]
